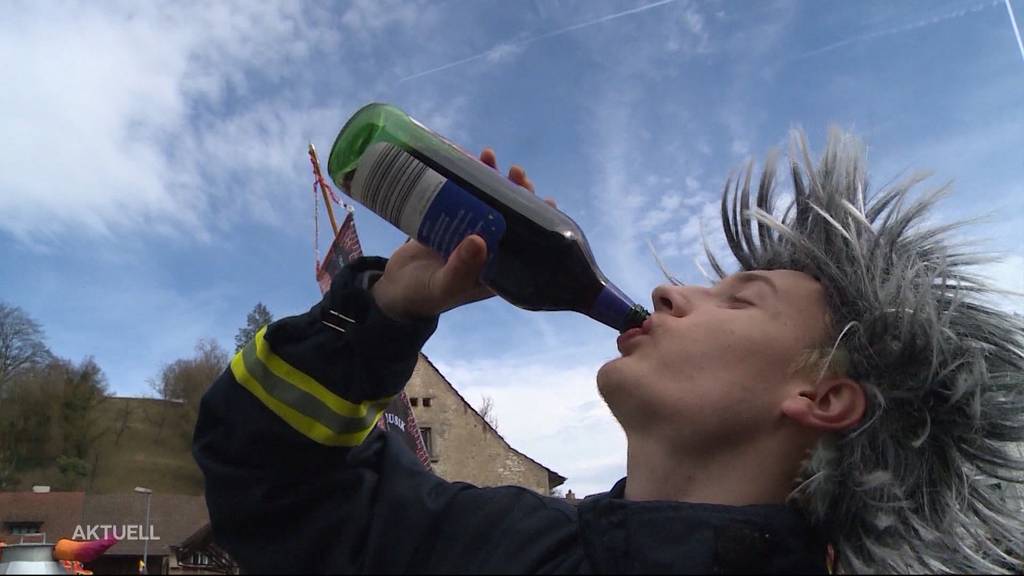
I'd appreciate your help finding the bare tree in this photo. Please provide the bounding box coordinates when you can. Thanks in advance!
[141,382,173,438]
[113,400,136,445]
[478,395,498,431]
[155,339,226,401]
[154,338,228,441]
[0,303,51,398]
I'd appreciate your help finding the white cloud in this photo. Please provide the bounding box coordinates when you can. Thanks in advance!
[0,2,348,245]
[658,230,679,244]
[584,20,737,292]
[340,0,423,37]
[653,244,682,259]
[645,174,672,187]
[433,351,628,497]
[730,138,751,157]
[636,193,727,283]
[587,96,653,298]
[638,212,670,232]
[979,254,1024,315]
[637,192,683,232]
[1,5,189,242]
[665,1,712,54]
[679,214,703,244]
[659,193,683,211]
[178,102,343,231]
[486,42,527,64]
[682,3,711,53]
[402,95,472,145]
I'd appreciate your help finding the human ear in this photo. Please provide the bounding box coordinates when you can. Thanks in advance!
[781,377,865,432]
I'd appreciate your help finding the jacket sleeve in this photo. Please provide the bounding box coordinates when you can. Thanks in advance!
[192,256,579,574]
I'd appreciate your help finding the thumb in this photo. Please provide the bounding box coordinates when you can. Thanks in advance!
[435,235,486,297]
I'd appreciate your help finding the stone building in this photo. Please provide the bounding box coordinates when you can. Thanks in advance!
[404,354,565,495]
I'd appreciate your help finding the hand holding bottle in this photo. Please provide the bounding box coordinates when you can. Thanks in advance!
[332,103,648,332]
[371,148,556,322]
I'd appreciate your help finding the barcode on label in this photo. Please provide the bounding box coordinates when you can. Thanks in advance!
[353,142,433,229]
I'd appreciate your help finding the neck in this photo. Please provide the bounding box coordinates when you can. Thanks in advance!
[623,432,807,506]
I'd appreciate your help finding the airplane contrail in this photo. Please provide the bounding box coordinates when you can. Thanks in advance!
[398,0,679,83]
[1006,0,1024,64]
[789,0,999,63]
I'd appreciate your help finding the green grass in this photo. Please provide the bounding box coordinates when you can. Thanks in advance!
[12,397,204,495]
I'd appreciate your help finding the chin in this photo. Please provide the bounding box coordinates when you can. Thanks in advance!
[596,358,627,403]
[596,361,645,432]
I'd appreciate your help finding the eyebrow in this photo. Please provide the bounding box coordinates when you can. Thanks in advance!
[720,272,779,296]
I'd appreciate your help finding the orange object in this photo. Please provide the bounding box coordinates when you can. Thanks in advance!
[53,537,117,563]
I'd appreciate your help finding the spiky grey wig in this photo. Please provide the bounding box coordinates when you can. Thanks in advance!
[699,129,1024,573]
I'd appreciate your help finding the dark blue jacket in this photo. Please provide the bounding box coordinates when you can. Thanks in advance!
[193,256,829,574]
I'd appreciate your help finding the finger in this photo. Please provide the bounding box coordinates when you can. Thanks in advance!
[508,165,535,193]
[437,235,487,296]
[544,197,557,209]
[480,148,498,170]
[508,165,524,181]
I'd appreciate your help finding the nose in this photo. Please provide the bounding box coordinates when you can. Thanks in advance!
[651,284,692,315]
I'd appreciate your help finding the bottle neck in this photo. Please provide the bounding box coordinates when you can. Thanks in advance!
[589,284,650,333]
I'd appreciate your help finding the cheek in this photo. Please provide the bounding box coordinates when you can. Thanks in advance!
[649,325,795,399]
[599,319,804,417]
[651,325,746,380]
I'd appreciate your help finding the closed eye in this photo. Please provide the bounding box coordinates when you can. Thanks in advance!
[727,295,755,308]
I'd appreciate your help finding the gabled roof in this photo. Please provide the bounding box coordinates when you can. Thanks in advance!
[0,491,210,556]
[79,493,208,556]
[0,491,85,546]
[417,352,566,489]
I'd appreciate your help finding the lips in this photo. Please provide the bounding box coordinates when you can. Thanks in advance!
[616,317,652,352]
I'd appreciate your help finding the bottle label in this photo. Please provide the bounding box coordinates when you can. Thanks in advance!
[351,141,507,269]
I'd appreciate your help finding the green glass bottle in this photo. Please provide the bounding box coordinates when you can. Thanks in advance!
[327,103,649,333]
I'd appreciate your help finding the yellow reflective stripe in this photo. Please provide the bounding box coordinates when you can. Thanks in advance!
[253,326,374,418]
[231,353,374,446]
[228,326,392,447]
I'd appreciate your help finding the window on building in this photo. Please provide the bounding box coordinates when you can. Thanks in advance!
[422,397,432,408]
[421,427,437,462]
[5,522,42,535]
[410,397,418,407]
[189,552,210,566]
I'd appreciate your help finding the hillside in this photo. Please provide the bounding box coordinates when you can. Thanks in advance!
[12,397,204,495]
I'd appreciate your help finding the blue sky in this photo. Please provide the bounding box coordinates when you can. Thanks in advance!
[2,0,1023,496]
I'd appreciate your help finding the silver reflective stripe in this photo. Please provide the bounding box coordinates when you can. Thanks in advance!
[240,340,383,435]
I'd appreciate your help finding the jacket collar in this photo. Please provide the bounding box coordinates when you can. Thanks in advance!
[576,478,827,574]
